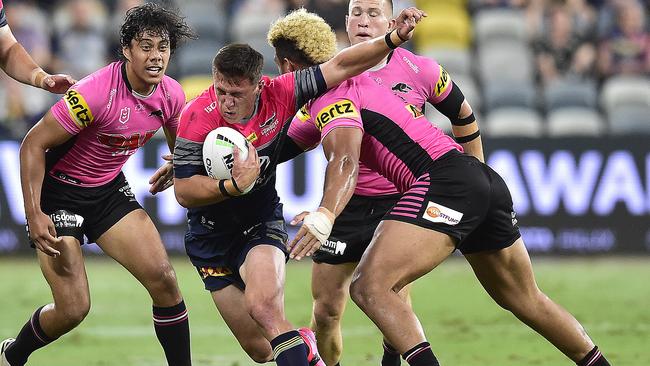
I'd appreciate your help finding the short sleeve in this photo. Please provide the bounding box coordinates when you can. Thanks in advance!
[50,78,104,135]
[288,105,321,149]
[0,1,7,28]
[309,84,363,141]
[164,79,186,135]
[173,102,212,179]
[422,57,454,105]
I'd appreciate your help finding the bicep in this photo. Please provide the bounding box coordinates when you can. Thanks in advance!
[23,111,74,150]
[321,126,362,162]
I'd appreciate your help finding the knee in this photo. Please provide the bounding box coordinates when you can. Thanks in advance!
[246,295,282,328]
[350,275,382,310]
[148,262,181,299]
[313,296,345,328]
[58,299,91,328]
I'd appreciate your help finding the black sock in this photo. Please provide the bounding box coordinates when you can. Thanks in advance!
[271,330,309,366]
[152,300,191,366]
[577,346,611,366]
[382,340,401,366]
[403,342,439,366]
[5,306,56,366]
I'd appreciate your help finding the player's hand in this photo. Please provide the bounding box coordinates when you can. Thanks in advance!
[27,211,62,257]
[288,207,335,260]
[41,73,76,94]
[231,143,260,192]
[149,154,174,194]
[393,7,427,41]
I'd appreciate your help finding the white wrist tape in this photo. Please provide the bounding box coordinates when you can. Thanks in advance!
[303,211,333,245]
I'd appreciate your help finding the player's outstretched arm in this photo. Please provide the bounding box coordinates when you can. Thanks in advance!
[288,127,361,260]
[432,80,484,162]
[174,143,260,207]
[0,26,76,93]
[319,7,426,89]
[20,112,74,256]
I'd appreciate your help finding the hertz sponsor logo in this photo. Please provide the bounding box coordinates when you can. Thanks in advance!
[423,201,463,226]
[315,100,359,131]
[63,89,94,128]
[296,105,311,122]
[199,266,232,279]
[405,104,424,119]
[434,65,450,97]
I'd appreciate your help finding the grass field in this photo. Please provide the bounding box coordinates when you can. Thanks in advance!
[0,256,648,366]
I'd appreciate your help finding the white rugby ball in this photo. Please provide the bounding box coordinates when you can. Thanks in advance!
[202,126,255,193]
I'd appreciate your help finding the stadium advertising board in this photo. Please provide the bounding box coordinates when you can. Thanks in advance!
[0,137,648,254]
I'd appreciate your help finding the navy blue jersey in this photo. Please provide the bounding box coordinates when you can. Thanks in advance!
[174,67,326,260]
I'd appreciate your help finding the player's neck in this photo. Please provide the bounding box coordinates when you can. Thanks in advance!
[124,63,157,96]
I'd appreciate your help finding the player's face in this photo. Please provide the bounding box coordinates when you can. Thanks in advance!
[213,72,261,123]
[123,31,171,93]
[346,0,393,46]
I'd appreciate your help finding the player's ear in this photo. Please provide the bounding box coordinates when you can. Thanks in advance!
[387,18,396,32]
[122,46,131,62]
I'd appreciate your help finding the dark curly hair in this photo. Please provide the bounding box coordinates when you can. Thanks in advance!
[119,3,196,60]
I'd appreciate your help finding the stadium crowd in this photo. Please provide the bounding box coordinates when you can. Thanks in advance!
[0,0,648,138]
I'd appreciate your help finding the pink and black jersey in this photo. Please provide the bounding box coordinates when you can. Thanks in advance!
[0,0,7,27]
[290,48,455,196]
[291,75,462,193]
[173,66,326,253]
[48,61,185,186]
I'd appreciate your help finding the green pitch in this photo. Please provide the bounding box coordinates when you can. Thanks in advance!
[0,256,648,366]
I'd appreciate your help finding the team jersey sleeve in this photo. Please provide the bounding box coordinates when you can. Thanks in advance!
[309,83,363,142]
[49,75,104,135]
[0,1,7,28]
[287,104,321,150]
[422,57,454,105]
[164,79,186,135]
[173,102,213,179]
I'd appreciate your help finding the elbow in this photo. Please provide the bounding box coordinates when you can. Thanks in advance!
[173,184,194,208]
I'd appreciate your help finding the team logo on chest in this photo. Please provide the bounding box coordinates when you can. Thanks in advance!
[260,112,279,136]
[392,82,413,94]
[119,107,131,124]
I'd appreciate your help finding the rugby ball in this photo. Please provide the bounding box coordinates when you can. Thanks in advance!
[202,127,255,193]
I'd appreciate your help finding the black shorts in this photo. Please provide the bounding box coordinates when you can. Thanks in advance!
[189,218,289,292]
[383,150,521,254]
[28,172,142,244]
[313,194,400,264]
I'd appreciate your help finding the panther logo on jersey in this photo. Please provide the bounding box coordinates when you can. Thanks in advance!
[392,83,413,94]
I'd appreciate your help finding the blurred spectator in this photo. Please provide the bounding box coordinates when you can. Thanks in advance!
[108,0,145,60]
[231,0,286,74]
[597,0,650,77]
[305,0,349,47]
[471,0,529,11]
[534,3,596,84]
[51,0,109,80]
[0,2,57,138]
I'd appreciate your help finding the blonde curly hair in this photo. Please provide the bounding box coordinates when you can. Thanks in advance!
[267,8,337,65]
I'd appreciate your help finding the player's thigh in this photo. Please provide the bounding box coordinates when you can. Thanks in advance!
[211,285,272,359]
[311,262,356,310]
[464,238,539,305]
[356,220,456,290]
[240,244,287,301]
[37,237,90,309]
[95,209,175,285]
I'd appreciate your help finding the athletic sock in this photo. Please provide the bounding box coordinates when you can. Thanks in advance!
[152,300,191,366]
[271,330,309,366]
[4,306,56,366]
[382,340,401,366]
[577,346,611,366]
[403,341,439,366]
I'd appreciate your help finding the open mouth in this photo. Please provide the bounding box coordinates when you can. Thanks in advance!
[145,66,163,76]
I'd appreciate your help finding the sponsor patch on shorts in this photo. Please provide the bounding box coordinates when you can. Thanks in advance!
[422,201,463,226]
